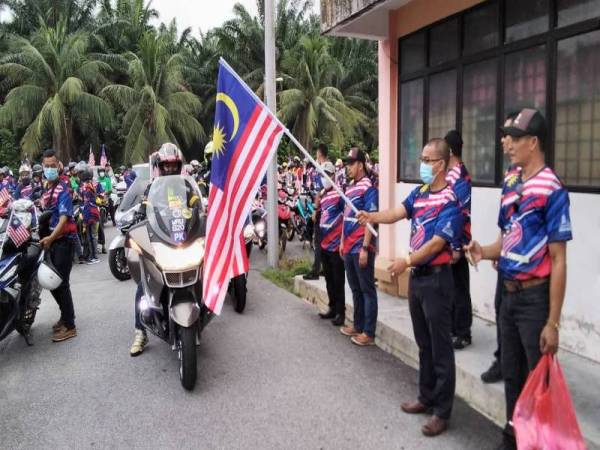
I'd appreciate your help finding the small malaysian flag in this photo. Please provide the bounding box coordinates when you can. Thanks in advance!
[8,215,30,247]
[0,187,11,206]
[88,144,95,166]
[100,144,108,167]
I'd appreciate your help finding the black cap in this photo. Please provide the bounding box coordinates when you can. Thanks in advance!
[444,130,463,157]
[500,108,547,141]
[343,147,366,165]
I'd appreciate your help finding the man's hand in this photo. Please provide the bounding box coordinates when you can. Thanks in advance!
[356,210,371,226]
[464,240,483,265]
[451,250,461,264]
[40,236,54,250]
[387,258,408,277]
[540,325,559,354]
[359,249,368,268]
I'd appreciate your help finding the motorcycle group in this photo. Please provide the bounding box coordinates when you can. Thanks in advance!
[0,143,359,391]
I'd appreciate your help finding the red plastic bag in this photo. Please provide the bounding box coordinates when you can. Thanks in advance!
[513,354,587,450]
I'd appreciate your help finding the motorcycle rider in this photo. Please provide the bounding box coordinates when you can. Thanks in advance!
[39,149,78,342]
[130,143,186,356]
[97,166,116,226]
[31,164,44,202]
[123,164,137,189]
[78,168,101,264]
[14,164,34,200]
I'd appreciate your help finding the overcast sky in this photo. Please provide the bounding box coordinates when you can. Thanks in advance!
[150,0,319,36]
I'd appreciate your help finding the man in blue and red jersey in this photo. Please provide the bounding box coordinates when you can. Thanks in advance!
[358,138,462,437]
[466,109,572,450]
[316,161,346,326]
[339,148,378,347]
[40,149,78,342]
[444,130,473,350]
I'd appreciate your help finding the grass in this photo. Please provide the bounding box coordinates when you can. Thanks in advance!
[261,257,312,295]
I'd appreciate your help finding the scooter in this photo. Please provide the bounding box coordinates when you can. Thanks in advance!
[0,200,57,345]
[126,175,211,391]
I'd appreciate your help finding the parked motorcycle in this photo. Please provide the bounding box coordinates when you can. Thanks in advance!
[292,187,315,246]
[126,175,210,390]
[108,178,150,281]
[251,200,267,250]
[0,200,57,345]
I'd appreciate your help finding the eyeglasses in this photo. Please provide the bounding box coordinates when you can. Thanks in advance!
[419,157,442,164]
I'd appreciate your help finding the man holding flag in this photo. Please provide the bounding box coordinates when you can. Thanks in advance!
[202,60,284,315]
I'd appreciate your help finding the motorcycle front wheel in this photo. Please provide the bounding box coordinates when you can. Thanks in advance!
[108,248,131,281]
[178,325,197,391]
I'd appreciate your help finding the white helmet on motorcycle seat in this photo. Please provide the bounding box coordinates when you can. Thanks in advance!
[38,258,63,290]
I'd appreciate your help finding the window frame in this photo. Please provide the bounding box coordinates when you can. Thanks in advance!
[396,0,600,193]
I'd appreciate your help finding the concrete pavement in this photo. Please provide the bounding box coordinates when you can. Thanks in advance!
[0,228,500,449]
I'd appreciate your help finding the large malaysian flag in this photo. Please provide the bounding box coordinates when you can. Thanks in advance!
[202,59,283,314]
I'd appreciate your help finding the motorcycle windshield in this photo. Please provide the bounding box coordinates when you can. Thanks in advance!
[146,175,206,246]
[118,178,150,213]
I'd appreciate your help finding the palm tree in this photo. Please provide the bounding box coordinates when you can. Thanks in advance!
[95,0,158,53]
[101,30,205,163]
[0,18,114,161]
[278,34,368,149]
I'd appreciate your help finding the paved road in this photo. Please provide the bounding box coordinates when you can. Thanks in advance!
[0,226,501,449]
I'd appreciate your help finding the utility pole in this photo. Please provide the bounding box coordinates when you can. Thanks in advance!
[265,0,278,268]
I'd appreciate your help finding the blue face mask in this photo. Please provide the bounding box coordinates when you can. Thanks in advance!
[44,167,59,181]
[419,162,434,184]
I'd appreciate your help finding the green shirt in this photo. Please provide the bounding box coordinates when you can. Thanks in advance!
[98,176,112,193]
[70,176,79,191]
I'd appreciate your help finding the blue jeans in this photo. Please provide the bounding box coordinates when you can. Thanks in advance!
[86,222,98,260]
[344,252,377,337]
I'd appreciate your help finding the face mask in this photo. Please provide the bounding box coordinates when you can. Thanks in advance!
[21,177,31,185]
[44,167,59,181]
[419,162,434,185]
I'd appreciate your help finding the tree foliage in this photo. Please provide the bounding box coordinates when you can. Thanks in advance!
[0,0,377,164]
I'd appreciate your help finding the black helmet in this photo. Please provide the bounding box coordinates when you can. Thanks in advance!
[79,168,93,182]
[32,164,43,177]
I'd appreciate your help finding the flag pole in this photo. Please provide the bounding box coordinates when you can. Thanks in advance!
[264,0,279,268]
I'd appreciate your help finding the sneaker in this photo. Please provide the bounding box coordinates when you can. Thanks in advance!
[87,258,101,265]
[52,325,77,342]
[130,330,148,357]
[452,335,472,350]
[481,360,503,383]
[351,333,375,346]
[340,326,360,337]
[52,320,64,332]
[101,246,107,254]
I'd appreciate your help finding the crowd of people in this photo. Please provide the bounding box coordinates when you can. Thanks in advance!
[300,108,570,450]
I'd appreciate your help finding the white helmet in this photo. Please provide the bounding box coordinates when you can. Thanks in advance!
[19,164,31,174]
[190,159,200,168]
[38,258,63,290]
[204,141,214,154]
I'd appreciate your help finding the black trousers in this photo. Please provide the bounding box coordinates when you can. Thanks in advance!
[500,281,549,433]
[409,267,455,420]
[49,237,75,329]
[108,197,116,225]
[310,213,322,274]
[451,255,472,339]
[321,249,345,315]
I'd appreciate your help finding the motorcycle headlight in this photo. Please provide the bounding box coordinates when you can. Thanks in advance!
[151,238,205,271]
[116,209,135,226]
[243,224,255,240]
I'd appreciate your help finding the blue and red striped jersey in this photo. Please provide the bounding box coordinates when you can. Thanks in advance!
[42,179,77,237]
[343,176,378,255]
[498,166,572,281]
[446,162,472,249]
[320,188,345,253]
[403,184,461,267]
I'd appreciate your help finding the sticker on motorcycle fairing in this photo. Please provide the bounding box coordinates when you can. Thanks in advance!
[173,231,186,242]
[182,208,192,220]
[171,208,182,219]
[171,218,185,233]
